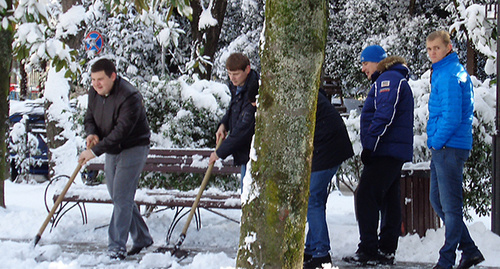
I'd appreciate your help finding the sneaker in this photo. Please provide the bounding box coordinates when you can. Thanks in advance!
[127,241,153,256]
[456,253,485,269]
[377,250,395,265]
[303,254,332,269]
[342,251,379,266]
[109,250,126,260]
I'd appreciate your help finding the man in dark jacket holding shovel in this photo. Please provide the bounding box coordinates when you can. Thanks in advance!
[209,53,259,192]
[78,58,153,260]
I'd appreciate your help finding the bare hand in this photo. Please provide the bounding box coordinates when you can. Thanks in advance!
[86,135,99,149]
[78,149,95,165]
[215,125,227,145]
[209,151,219,165]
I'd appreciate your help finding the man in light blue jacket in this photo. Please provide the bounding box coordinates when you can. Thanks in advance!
[426,30,484,269]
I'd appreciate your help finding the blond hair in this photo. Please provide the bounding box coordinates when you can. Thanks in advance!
[427,30,451,46]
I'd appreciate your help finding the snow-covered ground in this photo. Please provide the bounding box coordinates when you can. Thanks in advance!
[1,179,500,269]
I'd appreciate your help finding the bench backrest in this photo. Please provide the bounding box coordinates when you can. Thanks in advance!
[86,148,240,174]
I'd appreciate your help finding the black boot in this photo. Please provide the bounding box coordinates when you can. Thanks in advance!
[342,251,379,266]
[456,252,485,269]
[304,253,332,269]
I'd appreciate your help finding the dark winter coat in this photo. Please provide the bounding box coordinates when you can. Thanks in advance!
[216,69,259,165]
[360,56,414,162]
[312,89,354,172]
[84,76,150,156]
[427,52,474,150]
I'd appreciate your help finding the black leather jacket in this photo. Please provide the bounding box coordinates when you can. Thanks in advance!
[216,69,259,165]
[84,76,150,156]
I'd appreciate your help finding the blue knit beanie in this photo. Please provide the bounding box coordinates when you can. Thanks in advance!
[360,45,387,63]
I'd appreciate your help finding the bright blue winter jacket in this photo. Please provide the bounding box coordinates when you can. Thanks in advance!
[427,52,474,150]
[361,56,414,162]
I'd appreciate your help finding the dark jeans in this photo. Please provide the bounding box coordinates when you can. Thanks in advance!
[355,156,404,255]
[305,165,340,258]
[430,147,481,268]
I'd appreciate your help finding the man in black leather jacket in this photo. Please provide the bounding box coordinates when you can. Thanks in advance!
[79,58,153,260]
[209,53,259,192]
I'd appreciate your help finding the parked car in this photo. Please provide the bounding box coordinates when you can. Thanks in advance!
[8,101,49,182]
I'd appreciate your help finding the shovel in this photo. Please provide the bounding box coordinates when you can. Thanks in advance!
[33,162,83,247]
[156,139,224,258]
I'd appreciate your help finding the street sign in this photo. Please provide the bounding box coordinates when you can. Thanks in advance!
[84,31,103,54]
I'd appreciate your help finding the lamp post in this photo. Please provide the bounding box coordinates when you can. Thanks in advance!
[486,2,500,236]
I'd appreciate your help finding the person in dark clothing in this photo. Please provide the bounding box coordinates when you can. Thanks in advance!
[303,89,354,269]
[209,53,259,192]
[79,58,153,260]
[343,45,414,266]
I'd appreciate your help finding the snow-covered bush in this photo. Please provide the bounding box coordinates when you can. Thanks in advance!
[212,0,264,80]
[80,0,163,86]
[140,74,231,148]
[464,77,495,218]
[449,3,497,76]
[135,74,239,191]
[325,0,451,94]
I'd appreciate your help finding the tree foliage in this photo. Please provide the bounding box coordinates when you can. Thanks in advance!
[325,0,451,95]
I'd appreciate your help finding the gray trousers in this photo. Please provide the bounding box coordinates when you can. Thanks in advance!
[105,145,153,252]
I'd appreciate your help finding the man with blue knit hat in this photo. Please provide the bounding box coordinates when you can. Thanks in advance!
[343,45,414,266]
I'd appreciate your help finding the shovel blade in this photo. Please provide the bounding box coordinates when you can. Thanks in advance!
[33,234,41,248]
[154,246,189,260]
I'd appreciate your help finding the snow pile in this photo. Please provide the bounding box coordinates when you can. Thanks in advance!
[2,181,500,268]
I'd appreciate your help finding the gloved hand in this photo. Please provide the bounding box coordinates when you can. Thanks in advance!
[361,149,373,165]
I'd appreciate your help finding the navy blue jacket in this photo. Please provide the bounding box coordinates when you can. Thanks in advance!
[84,76,150,156]
[312,89,354,172]
[216,69,259,165]
[360,56,414,162]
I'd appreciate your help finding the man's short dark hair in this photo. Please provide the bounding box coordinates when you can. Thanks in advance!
[91,58,116,77]
[226,53,250,71]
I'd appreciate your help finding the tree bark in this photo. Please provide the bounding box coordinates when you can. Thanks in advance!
[44,0,83,180]
[61,0,85,50]
[409,0,416,16]
[19,60,27,100]
[466,40,476,77]
[0,1,13,208]
[190,0,227,80]
[236,0,328,267]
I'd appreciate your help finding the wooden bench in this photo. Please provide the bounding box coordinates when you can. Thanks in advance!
[44,148,241,244]
[86,148,241,174]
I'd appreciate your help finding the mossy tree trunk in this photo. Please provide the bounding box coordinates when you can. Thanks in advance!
[236,0,328,268]
[0,0,13,208]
